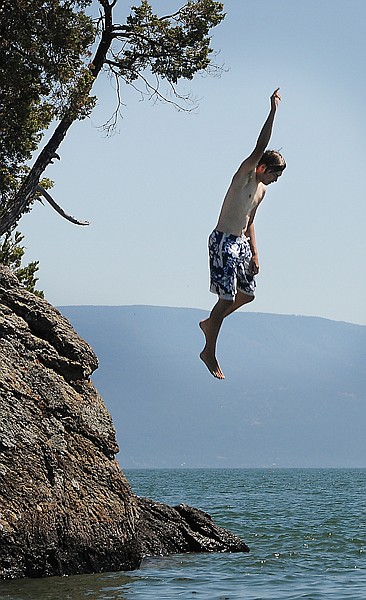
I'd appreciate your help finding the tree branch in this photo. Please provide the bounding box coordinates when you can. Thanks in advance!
[36,186,90,226]
[90,0,114,79]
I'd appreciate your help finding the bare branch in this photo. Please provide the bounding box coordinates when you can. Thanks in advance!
[36,186,90,226]
[130,70,198,112]
[99,68,127,135]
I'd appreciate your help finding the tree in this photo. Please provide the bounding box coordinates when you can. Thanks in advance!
[0,231,44,297]
[0,0,225,237]
[0,0,96,229]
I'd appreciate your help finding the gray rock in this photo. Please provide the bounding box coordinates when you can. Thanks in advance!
[0,266,249,579]
[136,497,249,556]
[0,266,140,578]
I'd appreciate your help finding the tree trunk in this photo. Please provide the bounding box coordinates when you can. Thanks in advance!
[0,1,114,236]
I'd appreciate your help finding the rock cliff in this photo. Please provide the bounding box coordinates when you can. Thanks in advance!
[0,266,248,579]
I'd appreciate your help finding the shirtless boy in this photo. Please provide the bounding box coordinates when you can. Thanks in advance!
[200,88,286,379]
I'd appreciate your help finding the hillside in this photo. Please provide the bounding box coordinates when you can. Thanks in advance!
[60,306,366,468]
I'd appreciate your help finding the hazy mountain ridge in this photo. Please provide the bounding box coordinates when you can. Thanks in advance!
[59,306,366,469]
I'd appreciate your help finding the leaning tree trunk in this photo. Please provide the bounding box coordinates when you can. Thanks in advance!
[0,1,114,237]
[0,116,74,237]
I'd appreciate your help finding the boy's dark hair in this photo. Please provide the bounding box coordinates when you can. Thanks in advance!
[258,150,286,172]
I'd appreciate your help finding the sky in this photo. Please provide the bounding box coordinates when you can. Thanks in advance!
[20,0,366,326]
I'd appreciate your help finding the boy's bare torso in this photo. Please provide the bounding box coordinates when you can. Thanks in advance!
[216,169,266,237]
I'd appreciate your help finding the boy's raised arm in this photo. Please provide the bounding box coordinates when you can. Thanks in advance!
[253,88,281,157]
[235,88,281,176]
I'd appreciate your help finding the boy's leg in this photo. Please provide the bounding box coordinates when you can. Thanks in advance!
[200,298,233,379]
[223,289,254,317]
[199,291,254,379]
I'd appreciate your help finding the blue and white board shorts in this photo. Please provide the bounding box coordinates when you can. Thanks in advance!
[208,230,256,300]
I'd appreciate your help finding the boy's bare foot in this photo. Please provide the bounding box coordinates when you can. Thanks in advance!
[199,320,225,379]
[199,350,225,379]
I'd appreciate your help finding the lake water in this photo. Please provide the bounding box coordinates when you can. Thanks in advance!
[1,469,365,599]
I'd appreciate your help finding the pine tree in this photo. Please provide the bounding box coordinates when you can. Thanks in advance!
[0,231,44,297]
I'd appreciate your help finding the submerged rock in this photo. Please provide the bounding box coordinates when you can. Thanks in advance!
[0,266,249,579]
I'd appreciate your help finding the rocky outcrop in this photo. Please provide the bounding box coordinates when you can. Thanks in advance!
[0,266,141,578]
[0,266,248,579]
[136,498,249,556]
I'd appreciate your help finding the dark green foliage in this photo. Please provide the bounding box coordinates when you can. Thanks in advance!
[0,231,44,297]
[0,0,95,231]
[113,0,224,84]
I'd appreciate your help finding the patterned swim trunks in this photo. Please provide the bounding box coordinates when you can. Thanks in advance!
[208,229,256,300]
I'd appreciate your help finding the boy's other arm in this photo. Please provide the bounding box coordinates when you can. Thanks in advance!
[246,222,259,274]
[246,197,265,274]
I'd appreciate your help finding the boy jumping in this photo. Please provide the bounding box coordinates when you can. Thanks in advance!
[200,88,286,379]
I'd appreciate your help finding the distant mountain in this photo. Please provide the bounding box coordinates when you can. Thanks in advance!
[59,306,366,469]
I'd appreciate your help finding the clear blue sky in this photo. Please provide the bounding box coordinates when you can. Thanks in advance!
[21,0,366,325]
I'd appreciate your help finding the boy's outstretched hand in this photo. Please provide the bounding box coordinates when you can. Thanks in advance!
[271,88,281,110]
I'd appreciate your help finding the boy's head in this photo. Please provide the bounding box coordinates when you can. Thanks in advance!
[256,150,286,185]
[258,150,286,172]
